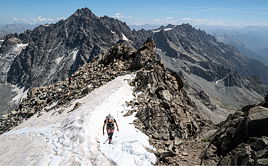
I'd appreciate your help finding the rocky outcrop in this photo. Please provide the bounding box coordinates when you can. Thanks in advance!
[125,39,211,165]
[0,34,26,83]
[201,95,268,165]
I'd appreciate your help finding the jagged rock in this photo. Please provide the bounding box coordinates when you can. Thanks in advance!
[202,95,268,165]
[265,95,268,103]
[257,158,268,165]
[250,137,268,151]
[174,138,184,146]
[182,152,188,156]
[157,90,172,101]
[10,110,17,115]
[58,109,64,114]
[198,91,209,101]
[247,106,268,137]
[219,144,256,166]
[1,114,9,120]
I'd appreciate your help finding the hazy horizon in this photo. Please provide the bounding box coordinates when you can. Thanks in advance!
[0,0,268,27]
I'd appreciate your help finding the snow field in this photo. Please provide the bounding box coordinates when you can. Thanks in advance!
[0,74,156,166]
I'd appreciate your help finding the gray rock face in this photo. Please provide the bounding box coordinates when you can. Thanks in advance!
[0,34,25,83]
[154,24,268,86]
[6,8,132,88]
[201,96,268,165]
[149,24,268,118]
[151,24,268,93]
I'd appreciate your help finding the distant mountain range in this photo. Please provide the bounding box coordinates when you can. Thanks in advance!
[1,8,268,121]
[0,23,38,39]
[202,26,268,65]
[129,24,268,65]
[129,24,161,30]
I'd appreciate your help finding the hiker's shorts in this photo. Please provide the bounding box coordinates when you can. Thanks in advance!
[107,129,114,139]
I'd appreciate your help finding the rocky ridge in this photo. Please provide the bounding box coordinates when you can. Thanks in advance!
[127,40,212,165]
[201,95,268,165]
[0,39,212,165]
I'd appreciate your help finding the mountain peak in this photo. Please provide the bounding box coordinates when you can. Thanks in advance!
[73,8,96,18]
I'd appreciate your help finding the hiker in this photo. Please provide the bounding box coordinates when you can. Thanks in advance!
[103,114,119,144]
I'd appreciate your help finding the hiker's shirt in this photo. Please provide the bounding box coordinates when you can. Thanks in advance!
[105,119,116,130]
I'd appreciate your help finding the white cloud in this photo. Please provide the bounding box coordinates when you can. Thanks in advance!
[31,16,65,23]
[112,13,133,20]
[12,16,65,24]
[113,13,125,19]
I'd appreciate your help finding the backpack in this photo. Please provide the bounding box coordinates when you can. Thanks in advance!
[106,114,114,120]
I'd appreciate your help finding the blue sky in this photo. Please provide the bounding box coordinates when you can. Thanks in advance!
[1,0,268,27]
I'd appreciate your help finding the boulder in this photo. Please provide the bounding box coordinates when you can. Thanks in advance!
[250,137,268,151]
[161,90,172,101]
[219,144,255,166]
[202,97,268,166]
[247,106,268,137]
[265,95,268,103]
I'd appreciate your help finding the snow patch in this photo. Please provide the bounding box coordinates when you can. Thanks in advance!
[0,75,156,166]
[69,48,79,61]
[55,56,64,65]
[10,86,28,105]
[111,31,115,34]
[12,43,28,54]
[43,102,58,111]
[215,72,232,85]
[122,34,129,41]
[164,28,172,31]
[152,29,161,33]
[4,125,56,136]
[156,48,162,52]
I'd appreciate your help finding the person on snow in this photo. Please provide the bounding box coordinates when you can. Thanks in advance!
[103,114,119,144]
